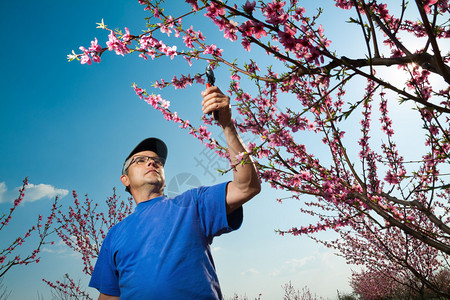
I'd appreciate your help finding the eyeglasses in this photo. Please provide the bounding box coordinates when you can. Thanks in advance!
[124,155,165,173]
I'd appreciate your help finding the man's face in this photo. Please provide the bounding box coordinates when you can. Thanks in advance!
[122,150,166,193]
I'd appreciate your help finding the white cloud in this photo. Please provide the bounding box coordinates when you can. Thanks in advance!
[271,256,316,277]
[240,268,260,276]
[42,244,80,258]
[0,182,6,203]
[23,183,69,202]
[42,246,68,255]
[284,257,315,272]
[0,181,68,204]
[270,269,281,277]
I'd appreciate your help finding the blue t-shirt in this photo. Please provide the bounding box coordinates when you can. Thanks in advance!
[89,182,243,299]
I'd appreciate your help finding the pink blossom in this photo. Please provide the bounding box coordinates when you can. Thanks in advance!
[224,20,239,41]
[241,37,252,51]
[203,44,223,57]
[300,170,313,181]
[122,27,132,44]
[198,125,212,140]
[235,152,246,163]
[164,45,178,59]
[263,0,288,26]
[243,1,256,14]
[253,21,267,39]
[278,24,298,52]
[334,0,353,9]
[185,0,199,11]
[180,120,190,129]
[133,85,145,99]
[139,53,148,60]
[239,21,253,37]
[384,171,399,184]
[171,112,182,124]
[144,94,160,109]
[183,33,195,48]
[205,1,226,19]
[194,74,205,85]
[88,38,102,53]
[159,22,173,36]
[231,73,241,81]
[78,47,92,65]
[160,99,170,109]
[307,120,316,131]
[154,79,167,89]
[429,125,439,136]
[106,30,130,56]
[293,7,306,21]
[423,0,438,14]
[171,74,194,89]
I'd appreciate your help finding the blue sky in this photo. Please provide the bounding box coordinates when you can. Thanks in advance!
[3,0,446,299]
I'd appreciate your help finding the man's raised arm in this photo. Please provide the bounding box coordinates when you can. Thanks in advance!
[202,86,261,213]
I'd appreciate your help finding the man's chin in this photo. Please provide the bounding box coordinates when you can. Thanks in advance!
[144,179,165,188]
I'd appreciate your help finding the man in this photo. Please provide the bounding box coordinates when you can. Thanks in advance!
[89,86,261,299]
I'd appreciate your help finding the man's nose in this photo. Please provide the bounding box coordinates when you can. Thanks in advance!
[147,158,157,167]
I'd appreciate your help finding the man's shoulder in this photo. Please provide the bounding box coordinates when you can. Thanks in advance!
[167,182,229,209]
[193,182,230,196]
[186,182,229,194]
[173,182,228,201]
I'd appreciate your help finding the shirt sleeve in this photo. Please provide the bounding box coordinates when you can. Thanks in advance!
[88,229,121,297]
[196,182,243,240]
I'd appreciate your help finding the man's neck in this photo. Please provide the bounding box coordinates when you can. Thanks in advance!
[132,188,164,204]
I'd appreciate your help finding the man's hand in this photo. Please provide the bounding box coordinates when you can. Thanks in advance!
[201,86,232,128]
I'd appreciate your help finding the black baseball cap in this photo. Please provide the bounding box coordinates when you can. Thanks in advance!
[122,137,168,174]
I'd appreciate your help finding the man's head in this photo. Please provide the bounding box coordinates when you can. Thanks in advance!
[120,138,168,196]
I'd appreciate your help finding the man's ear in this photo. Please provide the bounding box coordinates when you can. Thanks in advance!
[120,174,130,189]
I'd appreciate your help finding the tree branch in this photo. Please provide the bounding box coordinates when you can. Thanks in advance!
[379,192,450,236]
[349,193,450,255]
[414,0,450,83]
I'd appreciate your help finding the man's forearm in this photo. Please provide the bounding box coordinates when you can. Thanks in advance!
[222,122,260,211]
